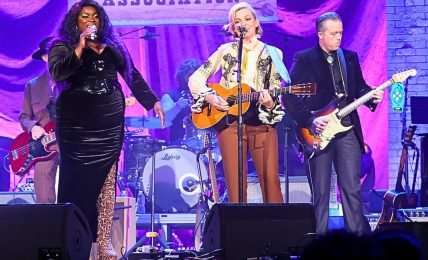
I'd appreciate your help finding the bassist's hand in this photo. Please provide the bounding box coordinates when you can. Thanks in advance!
[31,125,46,140]
[310,116,330,136]
[205,94,229,111]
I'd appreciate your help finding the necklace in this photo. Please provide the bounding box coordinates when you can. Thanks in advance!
[327,55,334,64]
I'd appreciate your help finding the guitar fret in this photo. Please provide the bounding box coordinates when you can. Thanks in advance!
[337,79,393,119]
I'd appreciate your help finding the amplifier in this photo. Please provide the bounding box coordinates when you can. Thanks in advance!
[112,197,136,256]
[365,213,381,231]
[397,207,428,222]
[0,192,36,204]
[128,250,196,260]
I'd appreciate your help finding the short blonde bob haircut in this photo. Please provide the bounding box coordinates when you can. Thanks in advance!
[223,2,263,38]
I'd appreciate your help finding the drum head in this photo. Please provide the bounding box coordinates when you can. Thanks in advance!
[142,147,208,212]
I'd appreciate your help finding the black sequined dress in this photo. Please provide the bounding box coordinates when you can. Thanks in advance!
[49,42,158,241]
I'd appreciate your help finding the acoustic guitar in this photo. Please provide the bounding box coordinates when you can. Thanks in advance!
[376,125,417,229]
[192,83,316,129]
[297,69,417,158]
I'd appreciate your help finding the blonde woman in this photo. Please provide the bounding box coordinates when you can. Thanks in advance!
[189,2,287,203]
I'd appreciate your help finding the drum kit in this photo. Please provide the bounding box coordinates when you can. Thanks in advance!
[119,115,223,213]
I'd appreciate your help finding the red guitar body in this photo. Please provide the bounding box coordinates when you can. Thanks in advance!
[9,121,57,176]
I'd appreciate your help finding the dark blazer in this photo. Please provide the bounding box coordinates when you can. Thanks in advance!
[283,45,377,151]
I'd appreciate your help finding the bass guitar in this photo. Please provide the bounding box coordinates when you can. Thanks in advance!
[297,69,417,158]
[9,121,57,176]
[192,83,316,129]
[376,125,417,229]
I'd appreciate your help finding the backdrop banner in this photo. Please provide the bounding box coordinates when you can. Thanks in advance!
[67,0,278,26]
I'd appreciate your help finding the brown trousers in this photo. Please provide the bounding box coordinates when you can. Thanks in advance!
[217,123,283,203]
[34,144,59,203]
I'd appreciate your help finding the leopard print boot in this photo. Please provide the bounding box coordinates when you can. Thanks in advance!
[96,164,118,260]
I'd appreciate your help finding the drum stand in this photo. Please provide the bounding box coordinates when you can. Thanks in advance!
[124,144,168,258]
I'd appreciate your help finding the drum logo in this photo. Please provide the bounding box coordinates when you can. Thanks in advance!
[161,153,180,160]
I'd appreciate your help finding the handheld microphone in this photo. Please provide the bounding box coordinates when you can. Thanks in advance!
[86,24,97,41]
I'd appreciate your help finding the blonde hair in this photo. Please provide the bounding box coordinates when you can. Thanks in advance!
[223,2,263,38]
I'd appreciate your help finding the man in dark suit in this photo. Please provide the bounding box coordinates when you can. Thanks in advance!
[283,12,383,234]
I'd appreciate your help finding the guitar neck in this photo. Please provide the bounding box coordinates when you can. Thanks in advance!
[206,149,219,203]
[231,87,292,104]
[395,125,417,192]
[395,148,407,192]
[337,79,394,118]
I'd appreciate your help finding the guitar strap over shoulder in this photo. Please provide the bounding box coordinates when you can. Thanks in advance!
[336,48,348,93]
[266,45,291,84]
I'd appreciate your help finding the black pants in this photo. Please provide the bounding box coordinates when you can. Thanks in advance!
[307,130,371,234]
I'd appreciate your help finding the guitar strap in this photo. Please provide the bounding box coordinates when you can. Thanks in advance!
[266,45,291,84]
[263,57,273,90]
[336,48,348,95]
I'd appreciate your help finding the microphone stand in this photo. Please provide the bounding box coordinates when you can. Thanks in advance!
[283,121,290,203]
[236,28,246,203]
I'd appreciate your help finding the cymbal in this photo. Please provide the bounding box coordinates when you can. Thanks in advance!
[124,116,171,129]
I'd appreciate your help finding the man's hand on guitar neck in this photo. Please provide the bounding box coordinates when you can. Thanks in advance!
[371,89,384,104]
[31,125,47,140]
[205,94,229,111]
[311,115,331,136]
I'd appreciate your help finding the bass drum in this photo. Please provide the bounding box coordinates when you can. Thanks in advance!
[141,147,208,213]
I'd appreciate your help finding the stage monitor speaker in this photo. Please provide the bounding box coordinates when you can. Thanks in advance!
[411,96,428,124]
[378,222,428,258]
[0,203,92,260]
[202,203,315,259]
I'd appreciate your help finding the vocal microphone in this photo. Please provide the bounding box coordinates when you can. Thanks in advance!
[237,25,248,34]
[86,24,97,41]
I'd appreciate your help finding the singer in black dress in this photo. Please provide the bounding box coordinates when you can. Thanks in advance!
[48,1,164,258]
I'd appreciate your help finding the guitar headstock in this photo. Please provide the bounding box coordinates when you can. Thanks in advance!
[202,132,213,148]
[403,125,417,146]
[289,83,317,96]
[392,69,417,83]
